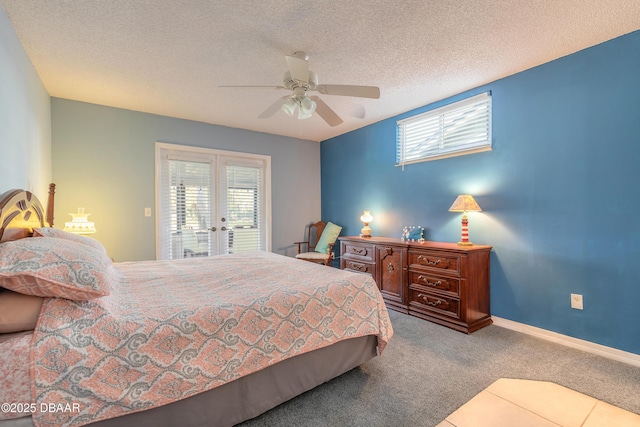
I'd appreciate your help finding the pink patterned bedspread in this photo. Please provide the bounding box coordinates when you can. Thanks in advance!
[0,332,33,420]
[31,251,393,427]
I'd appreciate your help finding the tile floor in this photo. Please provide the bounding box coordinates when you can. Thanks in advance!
[436,378,640,427]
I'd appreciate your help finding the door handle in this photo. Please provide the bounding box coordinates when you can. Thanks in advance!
[209,227,217,232]
[221,226,227,231]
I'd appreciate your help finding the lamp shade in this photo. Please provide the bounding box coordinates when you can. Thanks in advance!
[298,107,313,120]
[281,98,297,116]
[300,96,316,113]
[448,195,482,212]
[63,207,96,235]
[360,210,373,223]
[297,96,316,120]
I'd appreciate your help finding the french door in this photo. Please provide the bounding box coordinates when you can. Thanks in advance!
[155,143,271,260]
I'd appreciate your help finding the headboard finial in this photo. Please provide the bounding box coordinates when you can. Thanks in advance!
[47,183,56,227]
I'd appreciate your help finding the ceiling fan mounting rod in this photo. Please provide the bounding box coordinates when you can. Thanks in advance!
[283,70,317,91]
[292,51,309,61]
[292,87,306,98]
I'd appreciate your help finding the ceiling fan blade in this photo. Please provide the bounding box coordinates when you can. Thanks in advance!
[285,54,309,84]
[315,84,380,99]
[310,96,343,127]
[218,85,286,90]
[258,97,289,119]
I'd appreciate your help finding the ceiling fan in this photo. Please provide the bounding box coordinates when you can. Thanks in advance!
[219,51,380,127]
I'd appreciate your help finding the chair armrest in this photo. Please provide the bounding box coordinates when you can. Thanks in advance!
[294,241,309,254]
[327,242,335,259]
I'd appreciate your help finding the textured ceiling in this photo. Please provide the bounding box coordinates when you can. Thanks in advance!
[2,1,639,142]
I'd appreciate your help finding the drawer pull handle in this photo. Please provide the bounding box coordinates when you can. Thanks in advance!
[349,262,367,272]
[417,294,442,306]
[418,276,442,287]
[387,263,394,272]
[418,255,441,266]
[351,248,366,255]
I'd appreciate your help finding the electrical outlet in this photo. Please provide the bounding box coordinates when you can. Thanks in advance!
[144,207,151,217]
[570,293,583,310]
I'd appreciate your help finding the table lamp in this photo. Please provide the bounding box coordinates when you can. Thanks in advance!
[448,195,481,246]
[360,210,373,238]
[63,207,97,235]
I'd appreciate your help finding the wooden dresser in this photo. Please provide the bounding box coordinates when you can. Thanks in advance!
[340,236,492,333]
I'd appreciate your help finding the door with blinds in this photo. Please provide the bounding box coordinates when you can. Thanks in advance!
[156,143,271,260]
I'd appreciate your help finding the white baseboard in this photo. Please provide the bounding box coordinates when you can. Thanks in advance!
[491,316,640,368]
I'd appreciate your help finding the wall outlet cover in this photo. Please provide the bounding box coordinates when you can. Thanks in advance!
[571,293,583,310]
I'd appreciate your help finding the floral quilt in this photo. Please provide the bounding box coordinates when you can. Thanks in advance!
[31,251,393,426]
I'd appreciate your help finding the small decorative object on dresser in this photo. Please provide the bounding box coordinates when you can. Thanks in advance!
[402,226,424,242]
[340,235,492,333]
[359,210,373,237]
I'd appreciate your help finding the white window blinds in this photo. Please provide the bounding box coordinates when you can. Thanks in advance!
[158,156,213,260]
[223,162,264,254]
[396,92,492,166]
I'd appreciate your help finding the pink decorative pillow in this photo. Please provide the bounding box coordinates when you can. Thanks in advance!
[0,290,43,333]
[0,237,114,300]
[33,227,107,254]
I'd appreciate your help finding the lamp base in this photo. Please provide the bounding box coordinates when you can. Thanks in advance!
[457,241,474,246]
[361,225,372,238]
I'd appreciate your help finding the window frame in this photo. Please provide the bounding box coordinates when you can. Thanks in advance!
[396,92,492,166]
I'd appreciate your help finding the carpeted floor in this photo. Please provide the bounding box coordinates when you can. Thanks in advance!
[239,310,640,427]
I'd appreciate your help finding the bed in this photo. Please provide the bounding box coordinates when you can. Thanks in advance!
[0,186,393,427]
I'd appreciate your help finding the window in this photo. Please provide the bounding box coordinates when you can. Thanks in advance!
[170,159,211,233]
[162,158,213,259]
[396,92,492,166]
[156,143,271,260]
[221,159,265,254]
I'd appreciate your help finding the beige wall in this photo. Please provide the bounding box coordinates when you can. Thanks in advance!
[0,7,51,197]
[52,99,321,262]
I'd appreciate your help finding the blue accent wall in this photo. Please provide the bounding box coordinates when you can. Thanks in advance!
[321,31,640,355]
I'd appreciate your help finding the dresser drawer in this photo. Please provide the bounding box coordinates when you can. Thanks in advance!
[409,250,461,275]
[342,242,374,262]
[409,272,459,296]
[342,259,375,275]
[409,289,460,320]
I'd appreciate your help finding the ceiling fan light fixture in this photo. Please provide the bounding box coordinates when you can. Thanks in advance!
[300,96,316,113]
[297,96,316,120]
[298,108,313,120]
[281,98,297,116]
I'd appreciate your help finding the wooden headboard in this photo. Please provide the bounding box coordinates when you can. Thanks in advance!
[0,183,56,243]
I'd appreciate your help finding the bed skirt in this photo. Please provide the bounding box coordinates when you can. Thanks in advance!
[1,335,377,427]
